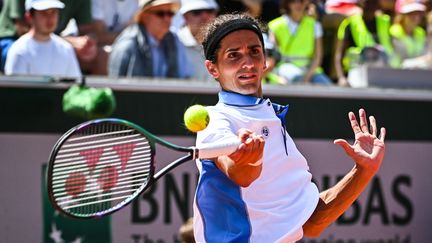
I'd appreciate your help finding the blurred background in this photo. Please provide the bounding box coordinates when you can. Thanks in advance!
[0,0,432,242]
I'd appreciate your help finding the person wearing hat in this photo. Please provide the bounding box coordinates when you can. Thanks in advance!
[4,0,81,78]
[108,0,192,78]
[334,0,396,86]
[176,0,218,82]
[390,0,428,68]
[193,13,386,242]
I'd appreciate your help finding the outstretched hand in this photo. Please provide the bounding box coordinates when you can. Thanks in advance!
[334,109,386,174]
[229,128,265,166]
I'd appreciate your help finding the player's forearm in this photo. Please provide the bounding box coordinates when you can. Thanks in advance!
[303,164,376,237]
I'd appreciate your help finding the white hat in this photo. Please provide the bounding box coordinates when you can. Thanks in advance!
[139,0,180,11]
[25,0,65,11]
[179,0,219,15]
[396,0,426,14]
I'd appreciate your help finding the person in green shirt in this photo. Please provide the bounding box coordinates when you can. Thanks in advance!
[390,0,427,68]
[268,0,333,85]
[0,0,28,72]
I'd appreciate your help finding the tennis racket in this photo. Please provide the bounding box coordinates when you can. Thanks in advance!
[47,118,239,219]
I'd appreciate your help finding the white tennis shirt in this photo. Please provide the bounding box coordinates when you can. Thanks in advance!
[193,91,319,243]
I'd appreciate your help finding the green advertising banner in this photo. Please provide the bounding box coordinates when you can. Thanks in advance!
[42,165,112,243]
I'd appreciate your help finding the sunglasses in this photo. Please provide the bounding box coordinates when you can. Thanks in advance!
[190,9,217,16]
[150,10,175,18]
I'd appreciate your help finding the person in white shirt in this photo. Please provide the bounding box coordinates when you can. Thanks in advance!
[176,0,218,82]
[5,0,81,78]
[90,0,139,47]
[193,13,387,242]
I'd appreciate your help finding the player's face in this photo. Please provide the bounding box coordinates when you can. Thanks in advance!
[32,8,59,35]
[206,30,267,97]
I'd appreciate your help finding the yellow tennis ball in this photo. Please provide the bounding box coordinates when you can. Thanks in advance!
[184,105,210,132]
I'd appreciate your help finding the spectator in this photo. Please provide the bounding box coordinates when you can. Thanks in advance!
[334,0,395,86]
[390,0,427,68]
[5,0,81,78]
[268,0,333,85]
[56,0,102,75]
[108,0,192,78]
[89,0,139,76]
[91,0,139,43]
[262,32,288,85]
[177,0,218,82]
[0,0,28,72]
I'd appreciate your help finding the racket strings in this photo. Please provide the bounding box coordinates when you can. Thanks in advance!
[51,122,153,217]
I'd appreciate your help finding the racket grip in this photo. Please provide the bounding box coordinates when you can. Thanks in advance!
[196,139,241,159]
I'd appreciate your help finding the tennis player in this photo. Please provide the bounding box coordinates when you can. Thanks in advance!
[193,13,386,242]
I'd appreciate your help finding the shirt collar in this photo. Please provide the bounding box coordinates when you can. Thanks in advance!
[218,90,265,107]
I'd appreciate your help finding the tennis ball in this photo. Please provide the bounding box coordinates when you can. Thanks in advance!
[184,105,210,132]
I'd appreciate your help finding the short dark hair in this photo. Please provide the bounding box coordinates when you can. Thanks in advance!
[201,13,266,63]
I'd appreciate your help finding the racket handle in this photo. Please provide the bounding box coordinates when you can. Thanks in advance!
[195,139,241,159]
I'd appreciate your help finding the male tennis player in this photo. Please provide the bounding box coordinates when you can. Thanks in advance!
[193,13,386,242]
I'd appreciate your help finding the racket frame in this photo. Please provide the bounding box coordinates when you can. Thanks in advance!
[47,118,195,219]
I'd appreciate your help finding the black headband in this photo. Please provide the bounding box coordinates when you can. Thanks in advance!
[203,18,264,62]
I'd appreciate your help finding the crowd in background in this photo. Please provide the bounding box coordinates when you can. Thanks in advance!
[0,0,431,87]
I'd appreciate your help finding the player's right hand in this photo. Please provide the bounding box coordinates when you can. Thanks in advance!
[230,128,265,166]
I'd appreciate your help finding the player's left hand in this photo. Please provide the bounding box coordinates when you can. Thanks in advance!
[334,108,386,174]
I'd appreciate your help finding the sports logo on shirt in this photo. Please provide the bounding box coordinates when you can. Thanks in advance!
[261,126,270,138]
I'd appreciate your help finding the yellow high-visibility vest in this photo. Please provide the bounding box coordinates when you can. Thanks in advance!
[337,14,396,70]
[390,24,426,64]
[269,15,323,73]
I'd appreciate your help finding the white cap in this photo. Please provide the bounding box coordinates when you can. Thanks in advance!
[25,0,65,11]
[139,0,180,11]
[396,0,426,14]
[179,0,219,15]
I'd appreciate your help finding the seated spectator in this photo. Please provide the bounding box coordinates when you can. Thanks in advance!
[56,0,102,75]
[334,0,395,86]
[262,33,288,85]
[0,0,29,72]
[268,0,333,85]
[177,0,218,82]
[390,0,428,68]
[91,1,139,51]
[89,0,139,76]
[4,0,81,78]
[108,0,192,78]
[91,0,139,45]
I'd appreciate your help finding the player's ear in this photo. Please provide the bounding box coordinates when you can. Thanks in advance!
[205,60,220,79]
[24,11,32,24]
